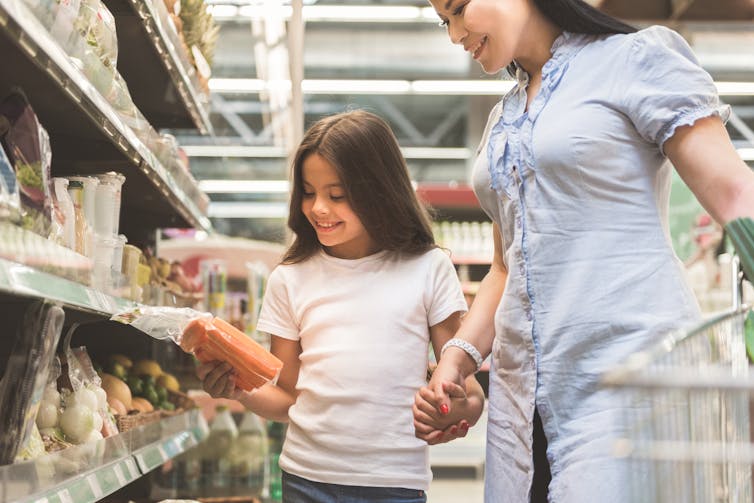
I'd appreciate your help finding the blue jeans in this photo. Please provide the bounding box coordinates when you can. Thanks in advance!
[282,470,427,503]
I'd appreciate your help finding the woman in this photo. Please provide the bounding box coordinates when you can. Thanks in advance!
[412,0,754,501]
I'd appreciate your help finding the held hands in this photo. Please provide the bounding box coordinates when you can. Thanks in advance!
[413,358,483,445]
[197,361,245,401]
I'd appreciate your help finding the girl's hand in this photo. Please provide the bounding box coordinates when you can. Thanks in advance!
[197,361,244,401]
[413,382,471,444]
[427,357,466,416]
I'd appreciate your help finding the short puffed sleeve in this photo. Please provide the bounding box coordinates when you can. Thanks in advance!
[616,25,730,153]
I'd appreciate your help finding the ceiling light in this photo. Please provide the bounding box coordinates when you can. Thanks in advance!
[200,180,290,193]
[738,148,754,161]
[402,147,471,159]
[183,145,288,157]
[208,202,289,219]
[716,82,754,96]
[303,79,412,94]
[411,80,514,95]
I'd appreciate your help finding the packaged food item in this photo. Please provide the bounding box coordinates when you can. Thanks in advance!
[0,143,21,222]
[0,301,65,465]
[51,177,75,249]
[0,91,53,237]
[112,307,283,392]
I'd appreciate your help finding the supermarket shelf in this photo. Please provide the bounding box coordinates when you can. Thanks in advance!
[0,257,135,317]
[416,184,481,209]
[0,0,211,234]
[105,0,214,134]
[0,409,209,503]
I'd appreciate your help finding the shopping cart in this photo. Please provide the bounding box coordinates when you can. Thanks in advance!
[602,300,754,502]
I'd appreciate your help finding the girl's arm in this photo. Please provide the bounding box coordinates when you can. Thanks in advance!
[665,115,754,224]
[197,334,301,423]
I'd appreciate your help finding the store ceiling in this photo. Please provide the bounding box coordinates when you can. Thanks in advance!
[174,0,754,240]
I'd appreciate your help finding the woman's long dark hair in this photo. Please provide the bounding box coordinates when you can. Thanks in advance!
[282,110,435,264]
[508,0,637,75]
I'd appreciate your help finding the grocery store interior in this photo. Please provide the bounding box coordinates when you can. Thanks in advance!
[0,0,753,502]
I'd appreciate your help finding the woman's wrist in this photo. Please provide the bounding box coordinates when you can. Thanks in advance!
[440,344,480,377]
[441,338,484,374]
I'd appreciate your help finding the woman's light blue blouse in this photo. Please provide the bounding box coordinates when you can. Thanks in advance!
[472,26,730,502]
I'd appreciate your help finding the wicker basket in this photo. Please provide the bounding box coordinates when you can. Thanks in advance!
[160,388,197,418]
[116,410,162,432]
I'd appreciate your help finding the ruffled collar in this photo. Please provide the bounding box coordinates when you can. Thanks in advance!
[488,31,593,194]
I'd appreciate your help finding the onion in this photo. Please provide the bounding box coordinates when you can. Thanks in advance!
[36,401,59,429]
[42,385,61,408]
[60,404,95,444]
[71,388,99,412]
[93,386,108,411]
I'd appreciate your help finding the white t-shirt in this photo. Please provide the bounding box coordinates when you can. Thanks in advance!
[256,247,467,491]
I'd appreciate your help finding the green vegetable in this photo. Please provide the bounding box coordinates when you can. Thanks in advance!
[15,162,42,190]
[126,375,143,396]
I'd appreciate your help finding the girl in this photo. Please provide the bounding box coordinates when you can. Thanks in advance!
[198,110,485,503]
[414,0,754,502]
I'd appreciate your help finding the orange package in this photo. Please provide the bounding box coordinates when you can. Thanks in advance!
[181,317,283,391]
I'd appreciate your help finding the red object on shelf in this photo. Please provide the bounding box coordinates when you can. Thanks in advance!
[415,183,480,209]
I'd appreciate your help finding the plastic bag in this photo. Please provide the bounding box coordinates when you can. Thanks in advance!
[0,301,65,465]
[0,91,53,237]
[112,307,283,391]
[0,142,21,222]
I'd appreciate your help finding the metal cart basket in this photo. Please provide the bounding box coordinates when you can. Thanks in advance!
[602,305,753,503]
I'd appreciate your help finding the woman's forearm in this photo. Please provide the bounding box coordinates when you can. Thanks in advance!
[237,382,297,423]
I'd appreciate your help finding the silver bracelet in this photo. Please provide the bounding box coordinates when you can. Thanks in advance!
[441,338,484,372]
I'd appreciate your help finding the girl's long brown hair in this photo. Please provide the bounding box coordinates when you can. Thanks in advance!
[282,110,435,264]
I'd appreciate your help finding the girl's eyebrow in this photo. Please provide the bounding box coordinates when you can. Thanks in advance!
[444,0,453,9]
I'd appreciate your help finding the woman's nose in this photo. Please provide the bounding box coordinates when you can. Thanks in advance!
[448,21,466,45]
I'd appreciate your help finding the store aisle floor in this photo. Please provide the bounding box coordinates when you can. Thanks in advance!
[427,406,487,502]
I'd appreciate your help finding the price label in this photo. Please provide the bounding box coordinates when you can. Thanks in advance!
[125,458,140,479]
[87,475,103,498]
[58,489,73,503]
[113,463,127,486]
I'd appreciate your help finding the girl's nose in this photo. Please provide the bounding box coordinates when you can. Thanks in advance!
[312,196,329,214]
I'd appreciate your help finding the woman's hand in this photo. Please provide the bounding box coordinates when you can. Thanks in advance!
[197,361,244,401]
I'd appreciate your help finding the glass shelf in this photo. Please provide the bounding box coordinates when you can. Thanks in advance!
[0,409,208,503]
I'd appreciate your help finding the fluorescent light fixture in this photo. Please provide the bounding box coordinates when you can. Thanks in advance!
[199,180,290,193]
[209,202,289,219]
[738,148,754,161]
[402,147,471,159]
[716,82,754,96]
[183,144,471,160]
[182,145,287,157]
[411,80,515,95]
[303,79,412,94]
[209,78,512,95]
[211,4,439,22]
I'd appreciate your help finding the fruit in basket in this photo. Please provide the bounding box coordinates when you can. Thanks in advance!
[100,372,132,409]
[109,354,133,370]
[107,396,127,416]
[132,359,162,378]
[131,397,154,413]
[127,375,144,396]
[157,372,180,392]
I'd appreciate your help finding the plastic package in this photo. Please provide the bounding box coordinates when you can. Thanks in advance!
[111,307,283,392]
[0,91,53,237]
[0,301,65,465]
[52,177,75,249]
[0,143,21,222]
[67,175,98,257]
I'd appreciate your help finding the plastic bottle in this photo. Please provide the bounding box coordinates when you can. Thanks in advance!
[202,405,238,497]
[267,421,287,502]
[230,411,269,497]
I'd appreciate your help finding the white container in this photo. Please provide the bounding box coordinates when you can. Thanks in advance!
[68,175,98,255]
[93,234,118,293]
[112,234,126,274]
[94,171,125,236]
[52,177,75,249]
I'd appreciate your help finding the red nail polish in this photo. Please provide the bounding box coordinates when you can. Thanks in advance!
[440,404,449,415]
[450,426,458,434]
